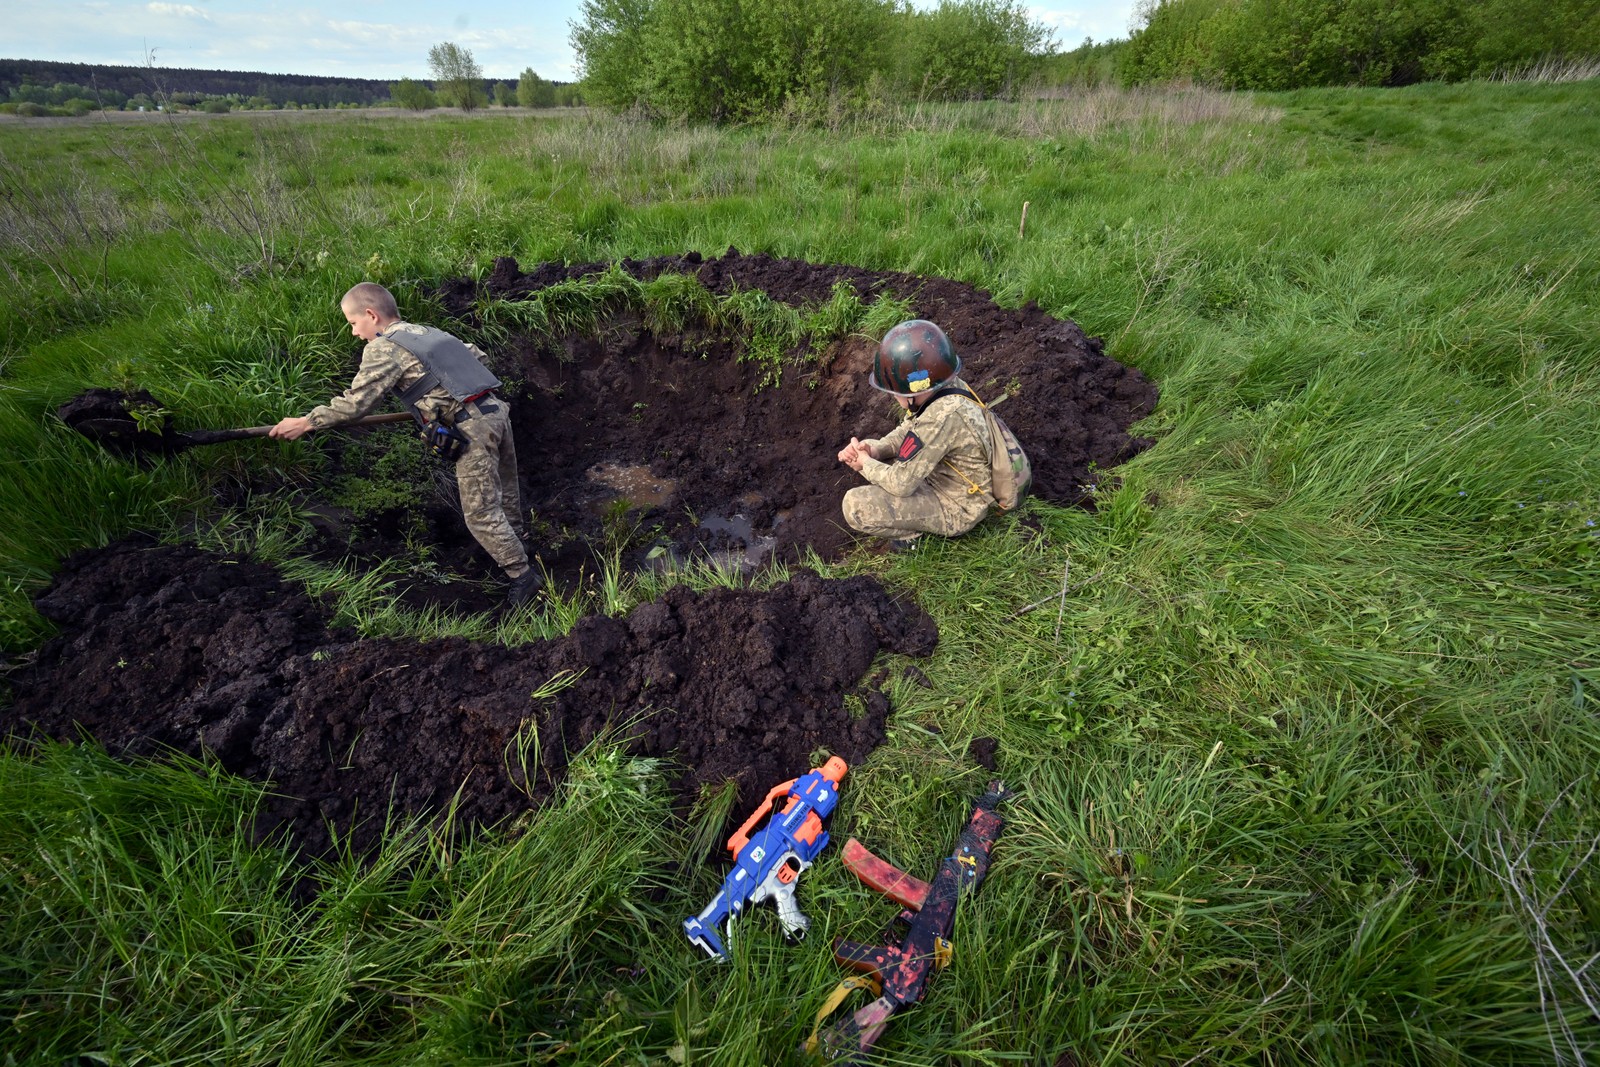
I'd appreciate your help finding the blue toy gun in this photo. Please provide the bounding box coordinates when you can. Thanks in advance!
[683,756,849,961]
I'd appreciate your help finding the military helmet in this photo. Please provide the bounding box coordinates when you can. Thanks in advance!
[869,320,962,397]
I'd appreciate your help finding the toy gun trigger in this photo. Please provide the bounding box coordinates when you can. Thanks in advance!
[753,854,812,940]
[841,838,932,910]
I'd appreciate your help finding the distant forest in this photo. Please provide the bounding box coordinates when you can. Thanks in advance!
[0,58,395,107]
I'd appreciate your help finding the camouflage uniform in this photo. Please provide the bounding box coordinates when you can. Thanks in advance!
[843,378,995,539]
[306,322,530,574]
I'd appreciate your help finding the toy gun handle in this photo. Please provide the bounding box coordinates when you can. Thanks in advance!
[815,994,898,1063]
[757,859,812,941]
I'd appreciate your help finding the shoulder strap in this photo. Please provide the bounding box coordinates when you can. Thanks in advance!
[924,382,997,502]
[923,382,985,409]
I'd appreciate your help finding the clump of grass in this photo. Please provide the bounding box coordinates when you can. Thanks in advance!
[471,268,919,389]
[0,735,680,1065]
[1491,55,1600,83]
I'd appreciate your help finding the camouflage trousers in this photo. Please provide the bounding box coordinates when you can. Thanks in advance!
[452,397,529,574]
[841,484,987,540]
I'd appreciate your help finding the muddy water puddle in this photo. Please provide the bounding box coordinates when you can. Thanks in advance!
[581,462,785,573]
[584,462,677,511]
[695,511,781,569]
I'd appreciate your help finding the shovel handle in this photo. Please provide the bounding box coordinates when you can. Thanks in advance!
[200,411,416,444]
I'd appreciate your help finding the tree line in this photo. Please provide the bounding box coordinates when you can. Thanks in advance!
[1118,0,1600,88]
[0,55,579,117]
[571,0,1054,122]
[0,59,392,109]
[389,44,582,111]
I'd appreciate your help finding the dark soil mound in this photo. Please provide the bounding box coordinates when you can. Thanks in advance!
[4,541,936,858]
[56,387,179,456]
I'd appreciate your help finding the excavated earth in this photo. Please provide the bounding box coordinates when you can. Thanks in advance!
[8,252,1158,859]
[456,249,1157,584]
[5,540,936,859]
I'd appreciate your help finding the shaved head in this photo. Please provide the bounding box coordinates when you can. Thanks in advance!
[341,282,399,321]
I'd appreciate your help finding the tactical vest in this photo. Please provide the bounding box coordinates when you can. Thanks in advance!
[382,326,501,425]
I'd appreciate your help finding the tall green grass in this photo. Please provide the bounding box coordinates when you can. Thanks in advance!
[2,81,1598,1062]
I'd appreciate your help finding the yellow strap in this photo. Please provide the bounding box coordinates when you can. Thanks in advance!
[933,936,953,969]
[802,975,883,1056]
[943,457,986,497]
[943,382,1013,509]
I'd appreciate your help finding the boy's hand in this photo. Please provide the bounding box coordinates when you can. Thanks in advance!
[837,437,869,471]
[269,416,313,440]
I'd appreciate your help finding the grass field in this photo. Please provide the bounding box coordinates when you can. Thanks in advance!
[2,78,1598,1064]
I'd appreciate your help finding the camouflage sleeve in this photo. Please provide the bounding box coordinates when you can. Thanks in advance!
[305,341,405,429]
[858,405,963,497]
[866,421,912,461]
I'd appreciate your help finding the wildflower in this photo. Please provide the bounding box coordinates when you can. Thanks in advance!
[1458,490,1467,496]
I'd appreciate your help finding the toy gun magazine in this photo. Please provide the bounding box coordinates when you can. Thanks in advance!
[683,756,848,961]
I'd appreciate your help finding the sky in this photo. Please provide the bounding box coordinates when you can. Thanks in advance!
[6,0,1142,83]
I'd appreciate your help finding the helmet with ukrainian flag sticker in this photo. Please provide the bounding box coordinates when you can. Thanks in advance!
[869,320,961,398]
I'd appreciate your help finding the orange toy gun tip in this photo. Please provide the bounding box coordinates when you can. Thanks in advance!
[820,756,849,781]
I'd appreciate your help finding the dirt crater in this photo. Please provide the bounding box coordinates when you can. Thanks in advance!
[472,249,1156,573]
[294,250,1157,603]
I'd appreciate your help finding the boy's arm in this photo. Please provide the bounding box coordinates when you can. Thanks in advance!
[864,422,912,461]
[306,342,405,429]
[858,410,962,497]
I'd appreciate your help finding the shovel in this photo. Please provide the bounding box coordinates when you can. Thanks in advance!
[60,388,415,455]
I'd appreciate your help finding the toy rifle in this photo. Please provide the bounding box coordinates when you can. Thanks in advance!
[804,780,1013,1062]
[683,756,848,961]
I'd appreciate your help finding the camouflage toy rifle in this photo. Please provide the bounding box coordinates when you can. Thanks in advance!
[804,780,1013,1062]
[683,756,848,961]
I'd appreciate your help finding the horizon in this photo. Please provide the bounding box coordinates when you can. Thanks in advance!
[8,0,1139,84]
[0,56,578,86]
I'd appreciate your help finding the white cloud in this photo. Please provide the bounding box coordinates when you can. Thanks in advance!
[147,2,211,18]
[1028,7,1086,44]
[1025,1,1140,45]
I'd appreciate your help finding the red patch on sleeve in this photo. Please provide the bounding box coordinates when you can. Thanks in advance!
[898,433,924,461]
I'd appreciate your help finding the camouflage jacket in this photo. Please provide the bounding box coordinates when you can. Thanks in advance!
[860,379,994,518]
[306,322,485,430]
